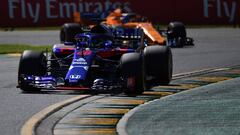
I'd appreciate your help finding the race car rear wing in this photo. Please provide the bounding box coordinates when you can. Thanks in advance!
[113,27,144,40]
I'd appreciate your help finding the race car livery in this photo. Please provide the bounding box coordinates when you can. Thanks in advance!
[17,24,173,95]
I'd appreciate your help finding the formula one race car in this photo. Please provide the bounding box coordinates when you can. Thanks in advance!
[60,9,194,48]
[17,24,172,95]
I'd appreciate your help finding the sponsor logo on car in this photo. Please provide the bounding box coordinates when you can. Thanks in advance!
[73,61,88,65]
[73,58,88,65]
[70,75,81,79]
[75,58,86,62]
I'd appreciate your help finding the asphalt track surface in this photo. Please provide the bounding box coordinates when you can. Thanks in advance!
[0,30,59,45]
[0,56,76,135]
[0,28,239,135]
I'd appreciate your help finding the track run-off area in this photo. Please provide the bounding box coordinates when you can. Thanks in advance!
[0,28,240,135]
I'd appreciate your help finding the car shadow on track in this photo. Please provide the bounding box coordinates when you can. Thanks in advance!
[19,89,123,95]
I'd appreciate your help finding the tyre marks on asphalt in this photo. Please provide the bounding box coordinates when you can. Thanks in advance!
[52,66,240,135]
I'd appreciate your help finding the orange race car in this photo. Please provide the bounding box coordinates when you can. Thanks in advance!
[60,8,193,47]
[103,8,165,45]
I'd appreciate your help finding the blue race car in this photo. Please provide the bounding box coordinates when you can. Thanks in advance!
[17,24,172,95]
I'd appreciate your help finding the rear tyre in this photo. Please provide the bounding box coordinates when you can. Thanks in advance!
[60,23,83,43]
[18,50,47,92]
[144,46,172,85]
[120,53,145,95]
[167,22,186,47]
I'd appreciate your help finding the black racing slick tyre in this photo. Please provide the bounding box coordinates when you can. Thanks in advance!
[60,23,83,43]
[168,22,186,47]
[168,21,186,38]
[120,53,145,95]
[144,46,172,85]
[18,50,47,92]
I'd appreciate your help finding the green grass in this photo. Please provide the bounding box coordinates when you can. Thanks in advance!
[0,44,52,54]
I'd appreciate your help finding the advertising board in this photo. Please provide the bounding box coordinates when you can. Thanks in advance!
[0,0,239,27]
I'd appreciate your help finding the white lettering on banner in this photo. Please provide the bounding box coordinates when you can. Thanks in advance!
[46,0,58,19]
[85,2,93,12]
[203,0,237,22]
[8,0,18,19]
[59,2,77,18]
[8,0,40,23]
[8,0,131,23]
[105,0,111,11]
[217,0,222,17]
[27,3,40,23]
[223,2,236,22]
[94,2,103,13]
[21,0,26,18]
[7,0,132,23]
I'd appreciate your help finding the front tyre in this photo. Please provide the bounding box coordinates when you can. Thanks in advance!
[120,53,145,95]
[167,22,186,47]
[18,50,47,92]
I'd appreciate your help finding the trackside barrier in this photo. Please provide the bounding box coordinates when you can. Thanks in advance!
[0,0,239,27]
